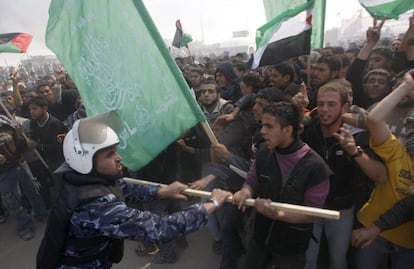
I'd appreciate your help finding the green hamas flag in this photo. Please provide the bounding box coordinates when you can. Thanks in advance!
[46,0,205,171]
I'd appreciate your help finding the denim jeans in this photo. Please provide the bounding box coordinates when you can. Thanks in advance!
[354,235,414,269]
[305,206,354,269]
[0,165,33,233]
[202,178,225,241]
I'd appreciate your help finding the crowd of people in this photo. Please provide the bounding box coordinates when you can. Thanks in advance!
[0,12,413,269]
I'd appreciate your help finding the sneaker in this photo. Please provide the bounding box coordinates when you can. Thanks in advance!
[175,238,189,249]
[134,241,157,256]
[0,215,6,224]
[152,251,177,264]
[19,230,34,241]
[212,240,222,255]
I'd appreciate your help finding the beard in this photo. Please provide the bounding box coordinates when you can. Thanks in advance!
[202,100,218,110]
[320,112,343,128]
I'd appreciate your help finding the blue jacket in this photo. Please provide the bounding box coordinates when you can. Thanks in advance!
[38,171,208,269]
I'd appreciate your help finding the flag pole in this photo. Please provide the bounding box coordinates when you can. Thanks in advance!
[200,121,218,145]
[9,53,27,78]
[186,45,194,64]
[0,99,51,171]
[123,177,340,220]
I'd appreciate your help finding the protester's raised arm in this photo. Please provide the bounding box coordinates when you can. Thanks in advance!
[368,70,414,145]
[399,12,414,61]
[10,72,24,107]
[357,17,385,61]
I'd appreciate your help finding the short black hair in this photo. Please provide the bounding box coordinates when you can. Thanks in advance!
[271,62,295,83]
[317,56,341,72]
[256,87,283,103]
[26,96,48,108]
[262,101,300,137]
[36,81,52,94]
[241,72,262,93]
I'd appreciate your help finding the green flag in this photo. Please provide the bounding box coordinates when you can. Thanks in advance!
[262,0,326,49]
[46,0,205,171]
[181,33,193,48]
[359,0,414,20]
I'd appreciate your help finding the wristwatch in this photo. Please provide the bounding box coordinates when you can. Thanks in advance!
[206,197,220,209]
[350,146,364,159]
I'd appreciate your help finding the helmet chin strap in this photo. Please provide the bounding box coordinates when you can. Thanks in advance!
[71,120,85,157]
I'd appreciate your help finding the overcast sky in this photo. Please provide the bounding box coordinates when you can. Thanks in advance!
[0,0,371,66]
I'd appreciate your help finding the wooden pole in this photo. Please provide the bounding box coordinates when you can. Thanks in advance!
[200,121,218,145]
[0,99,50,170]
[123,178,340,220]
[186,45,194,64]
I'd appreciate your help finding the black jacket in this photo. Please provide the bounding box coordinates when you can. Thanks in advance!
[302,118,375,210]
[253,142,331,254]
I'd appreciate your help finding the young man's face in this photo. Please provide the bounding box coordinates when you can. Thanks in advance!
[260,113,291,149]
[317,90,346,127]
[37,85,54,103]
[215,72,231,89]
[95,145,123,177]
[312,63,333,87]
[22,91,38,103]
[368,53,388,70]
[206,63,217,75]
[252,97,269,122]
[28,104,47,120]
[269,69,289,89]
[240,81,253,96]
[189,72,203,89]
[363,74,389,100]
[2,95,13,105]
[346,86,353,106]
[321,48,334,57]
[199,83,219,106]
[391,39,401,50]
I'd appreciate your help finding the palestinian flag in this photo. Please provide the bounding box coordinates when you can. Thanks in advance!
[262,0,326,49]
[172,20,192,48]
[359,0,414,20]
[0,33,33,53]
[252,1,313,69]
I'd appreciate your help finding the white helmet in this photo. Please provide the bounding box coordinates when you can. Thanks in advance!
[63,117,120,174]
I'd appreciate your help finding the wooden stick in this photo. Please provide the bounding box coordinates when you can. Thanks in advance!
[0,99,50,170]
[123,178,340,220]
[200,121,218,145]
